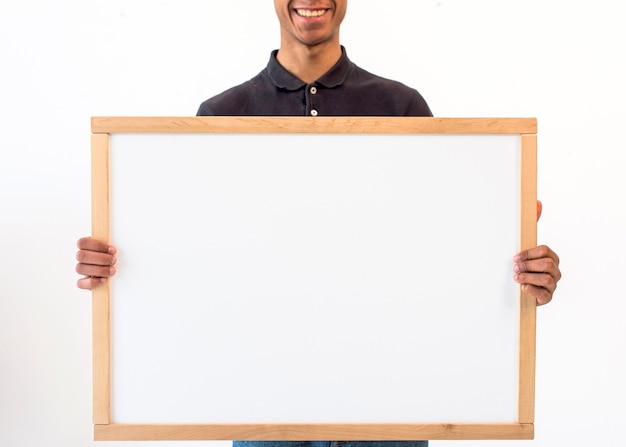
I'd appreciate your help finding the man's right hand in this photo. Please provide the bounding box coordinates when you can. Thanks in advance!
[75,237,117,290]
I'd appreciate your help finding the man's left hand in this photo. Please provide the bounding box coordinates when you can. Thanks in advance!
[513,200,562,306]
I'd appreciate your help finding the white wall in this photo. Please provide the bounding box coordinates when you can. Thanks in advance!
[1,1,624,446]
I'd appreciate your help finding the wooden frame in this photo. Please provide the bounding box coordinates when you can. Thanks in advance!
[91,117,537,441]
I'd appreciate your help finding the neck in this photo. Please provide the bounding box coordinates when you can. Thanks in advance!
[276,40,342,84]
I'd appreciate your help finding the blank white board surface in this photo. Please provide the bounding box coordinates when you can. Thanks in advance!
[91,117,537,441]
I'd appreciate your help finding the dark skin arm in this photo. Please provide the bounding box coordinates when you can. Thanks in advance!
[76,201,562,304]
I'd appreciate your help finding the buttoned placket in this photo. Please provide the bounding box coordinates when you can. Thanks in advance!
[306,83,319,116]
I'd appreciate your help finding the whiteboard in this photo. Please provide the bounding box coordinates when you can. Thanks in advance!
[90,117,538,441]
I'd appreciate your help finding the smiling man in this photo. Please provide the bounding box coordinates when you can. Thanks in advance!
[195,0,433,116]
[76,2,561,446]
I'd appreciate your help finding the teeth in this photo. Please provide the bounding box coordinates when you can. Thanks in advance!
[296,9,327,18]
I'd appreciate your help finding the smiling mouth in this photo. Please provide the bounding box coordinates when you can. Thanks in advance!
[294,8,329,18]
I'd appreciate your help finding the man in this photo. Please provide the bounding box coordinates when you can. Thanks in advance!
[196,4,431,117]
[76,1,562,446]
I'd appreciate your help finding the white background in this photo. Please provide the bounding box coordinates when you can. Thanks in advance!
[1,1,624,446]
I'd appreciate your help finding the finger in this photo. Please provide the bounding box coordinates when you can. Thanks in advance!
[77,276,108,290]
[514,244,560,266]
[77,237,116,254]
[514,256,560,280]
[515,272,557,306]
[514,270,557,292]
[521,283,553,306]
[76,263,116,279]
[536,200,543,222]
[76,249,117,267]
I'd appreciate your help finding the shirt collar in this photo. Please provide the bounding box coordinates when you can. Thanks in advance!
[265,46,354,90]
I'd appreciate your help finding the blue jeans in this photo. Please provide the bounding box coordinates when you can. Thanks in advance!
[234,442,428,447]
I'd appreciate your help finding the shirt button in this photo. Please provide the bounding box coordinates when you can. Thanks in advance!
[310,86,318,94]
[310,109,318,116]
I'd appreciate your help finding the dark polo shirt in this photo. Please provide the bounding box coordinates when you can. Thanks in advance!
[197,48,432,117]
